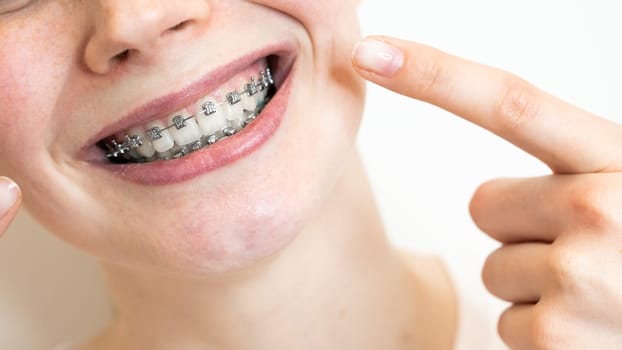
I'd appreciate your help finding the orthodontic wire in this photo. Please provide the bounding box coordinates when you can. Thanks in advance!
[105,69,274,160]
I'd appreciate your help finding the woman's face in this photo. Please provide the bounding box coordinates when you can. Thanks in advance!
[0,0,365,274]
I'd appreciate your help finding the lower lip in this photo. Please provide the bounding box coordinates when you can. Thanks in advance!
[95,71,293,186]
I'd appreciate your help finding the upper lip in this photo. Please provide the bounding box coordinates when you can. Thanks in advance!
[82,41,296,153]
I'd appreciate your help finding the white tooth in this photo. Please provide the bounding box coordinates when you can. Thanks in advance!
[129,127,156,158]
[168,110,201,146]
[196,97,227,136]
[253,84,268,104]
[224,94,244,128]
[146,121,175,153]
[241,81,258,111]
[258,87,268,101]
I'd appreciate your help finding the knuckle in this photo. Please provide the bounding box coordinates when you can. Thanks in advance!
[547,243,588,291]
[566,181,616,230]
[412,53,446,96]
[496,307,554,350]
[499,304,571,350]
[530,307,562,349]
[493,75,541,135]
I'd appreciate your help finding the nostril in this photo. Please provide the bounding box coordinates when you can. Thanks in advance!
[169,20,191,32]
[113,49,130,62]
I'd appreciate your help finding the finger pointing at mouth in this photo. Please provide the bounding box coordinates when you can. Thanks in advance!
[352,36,622,174]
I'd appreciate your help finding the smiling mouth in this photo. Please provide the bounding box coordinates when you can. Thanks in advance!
[97,56,280,164]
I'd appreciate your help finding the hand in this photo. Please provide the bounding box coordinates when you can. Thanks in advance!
[0,177,21,238]
[352,36,622,349]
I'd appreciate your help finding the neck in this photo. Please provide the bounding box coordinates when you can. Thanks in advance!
[92,150,426,350]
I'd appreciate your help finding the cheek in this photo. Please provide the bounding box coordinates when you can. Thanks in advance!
[0,39,43,167]
[252,0,358,22]
[257,0,365,114]
[0,7,76,177]
[251,0,361,44]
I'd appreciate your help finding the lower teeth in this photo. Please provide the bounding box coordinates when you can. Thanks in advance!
[102,69,275,164]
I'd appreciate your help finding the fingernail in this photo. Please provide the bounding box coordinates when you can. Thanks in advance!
[0,177,19,218]
[353,38,404,77]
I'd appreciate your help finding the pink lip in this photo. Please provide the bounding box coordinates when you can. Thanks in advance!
[81,41,296,153]
[89,62,295,186]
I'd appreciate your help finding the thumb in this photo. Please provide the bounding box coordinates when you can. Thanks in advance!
[0,177,21,236]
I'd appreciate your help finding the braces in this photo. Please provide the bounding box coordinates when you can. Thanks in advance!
[105,68,274,162]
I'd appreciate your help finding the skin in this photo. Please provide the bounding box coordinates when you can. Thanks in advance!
[1,1,620,350]
[352,36,622,349]
[0,1,456,349]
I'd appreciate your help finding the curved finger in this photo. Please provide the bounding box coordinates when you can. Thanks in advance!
[352,36,622,174]
[498,303,565,350]
[483,243,550,303]
[470,173,622,243]
[470,177,561,243]
[0,177,21,236]
[498,304,534,350]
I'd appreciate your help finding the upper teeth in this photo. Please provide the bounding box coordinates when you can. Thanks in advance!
[105,68,274,162]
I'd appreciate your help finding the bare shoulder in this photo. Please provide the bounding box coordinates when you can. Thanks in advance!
[400,251,459,350]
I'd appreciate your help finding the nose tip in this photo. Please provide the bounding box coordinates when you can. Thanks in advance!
[84,1,211,74]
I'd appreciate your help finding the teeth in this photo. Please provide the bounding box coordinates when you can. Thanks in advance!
[104,67,274,163]
[257,85,268,102]
[146,121,175,153]
[224,91,244,128]
[129,127,157,158]
[196,97,228,136]
[241,79,259,111]
[168,110,202,146]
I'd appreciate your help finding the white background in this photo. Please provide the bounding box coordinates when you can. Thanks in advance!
[1,1,621,348]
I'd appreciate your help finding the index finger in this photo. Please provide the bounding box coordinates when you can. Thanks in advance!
[352,36,622,174]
